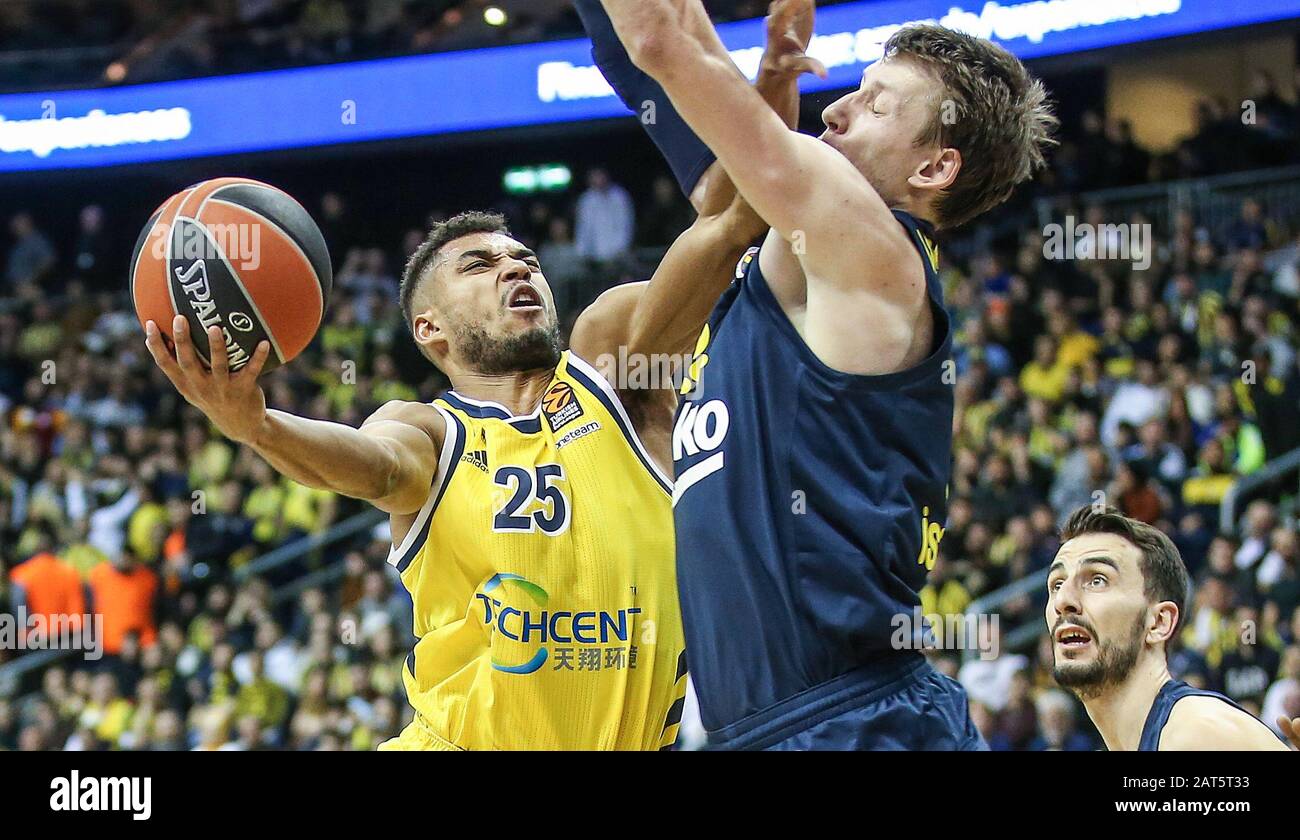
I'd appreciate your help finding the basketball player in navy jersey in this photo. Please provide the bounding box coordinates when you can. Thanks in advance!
[1049,505,1297,751]
[591,0,1055,748]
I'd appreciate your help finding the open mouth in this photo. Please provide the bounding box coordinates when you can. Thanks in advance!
[1054,625,1093,648]
[506,283,543,312]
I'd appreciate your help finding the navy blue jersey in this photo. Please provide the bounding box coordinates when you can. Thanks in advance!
[1138,679,1282,750]
[673,210,954,733]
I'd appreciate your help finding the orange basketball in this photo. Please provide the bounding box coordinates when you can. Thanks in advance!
[130,177,332,373]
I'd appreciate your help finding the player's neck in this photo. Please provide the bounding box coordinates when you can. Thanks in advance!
[450,367,556,416]
[1081,654,1171,751]
[894,194,938,229]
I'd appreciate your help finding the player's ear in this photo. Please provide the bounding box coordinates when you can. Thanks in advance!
[412,309,447,352]
[908,147,961,193]
[1147,600,1179,645]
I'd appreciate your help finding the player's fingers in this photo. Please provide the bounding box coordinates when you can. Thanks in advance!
[1279,716,1300,748]
[172,314,203,377]
[767,0,795,36]
[207,325,230,379]
[236,340,273,383]
[778,53,827,79]
[144,321,187,385]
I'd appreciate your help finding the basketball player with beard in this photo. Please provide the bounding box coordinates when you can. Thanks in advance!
[142,8,818,750]
[1048,505,1297,750]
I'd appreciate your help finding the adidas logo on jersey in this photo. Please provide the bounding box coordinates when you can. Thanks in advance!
[462,449,489,473]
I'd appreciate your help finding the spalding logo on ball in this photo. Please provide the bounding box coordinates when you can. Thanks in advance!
[131,177,333,373]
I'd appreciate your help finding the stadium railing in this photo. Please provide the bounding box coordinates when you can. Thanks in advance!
[961,569,1049,665]
[233,508,385,584]
[0,508,387,699]
[1220,445,1300,534]
[1033,164,1300,236]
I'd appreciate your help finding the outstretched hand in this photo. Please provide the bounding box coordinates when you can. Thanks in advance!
[761,0,828,81]
[144,314,272,446]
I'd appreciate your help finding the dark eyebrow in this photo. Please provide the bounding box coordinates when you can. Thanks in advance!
[1049,556,1120,579]
[1079,556,1120,572]
[457,249,498,264]
[458,247,537,264]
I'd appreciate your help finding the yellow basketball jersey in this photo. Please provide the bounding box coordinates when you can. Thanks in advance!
[385,351,686,750]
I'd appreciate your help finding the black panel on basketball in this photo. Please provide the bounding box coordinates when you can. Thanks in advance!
[212,183,334,299]
[167,218,276,372]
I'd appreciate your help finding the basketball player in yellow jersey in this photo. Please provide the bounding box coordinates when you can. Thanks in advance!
[142,5,821,749]
[145,210,731,750]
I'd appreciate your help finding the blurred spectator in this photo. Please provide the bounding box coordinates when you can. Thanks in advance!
[1028,690,1094,750]
[637,176,695,248]
[88,550,159,655]
[538,216,588,291]
[7,524,85,638]
[72,205,110,288]
[1101,359,1167,448]
[1262,646,1300,736]
[575,168,635,263]
[5,213,55,290]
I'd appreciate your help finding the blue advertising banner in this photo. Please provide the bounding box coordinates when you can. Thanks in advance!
[0,0,1296,171]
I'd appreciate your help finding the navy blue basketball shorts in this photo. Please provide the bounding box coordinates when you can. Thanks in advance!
[706,657,988,751]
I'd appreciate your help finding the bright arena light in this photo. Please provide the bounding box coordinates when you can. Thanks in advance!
[484,6,507,27]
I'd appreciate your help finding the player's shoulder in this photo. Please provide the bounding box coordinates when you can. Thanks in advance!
[362,400,446,442]
[1161,694,1287,750]
[569,280,647,362]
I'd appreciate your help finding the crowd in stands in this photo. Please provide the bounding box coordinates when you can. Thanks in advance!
[4,24,1300,747]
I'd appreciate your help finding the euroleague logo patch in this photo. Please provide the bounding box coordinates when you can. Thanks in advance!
[541,381,583,432]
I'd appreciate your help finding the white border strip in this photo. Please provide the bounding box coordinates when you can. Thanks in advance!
[566,351,674,491]
[445,390,542,422]
[387,404,460,567]
[671,452,723,507]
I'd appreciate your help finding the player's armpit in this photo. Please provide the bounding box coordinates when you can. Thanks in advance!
[568,281,644,370]
[1160,696,1289,751]
[356,401,447,515]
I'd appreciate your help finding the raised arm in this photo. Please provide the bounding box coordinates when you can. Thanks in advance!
[570,0,823,366]
[599,0,915,285]
[144,316,440,516]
